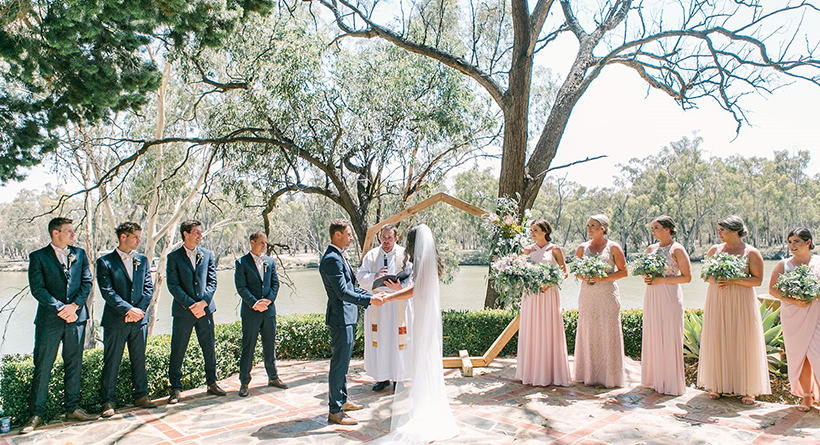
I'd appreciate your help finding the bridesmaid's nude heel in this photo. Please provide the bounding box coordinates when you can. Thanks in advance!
[798,394,813,412]
[708,391,720,399]
[741,395,756,405]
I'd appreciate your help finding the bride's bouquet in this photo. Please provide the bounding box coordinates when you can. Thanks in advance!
[700,252,747,282]
[774,264,820,302]
[630,253,666,283]
[490,255,563,308]
[568,256,609,285]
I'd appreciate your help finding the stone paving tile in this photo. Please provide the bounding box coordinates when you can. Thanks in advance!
[3,356,820,445]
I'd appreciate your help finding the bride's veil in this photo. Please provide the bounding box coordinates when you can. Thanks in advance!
[376,224,458,444]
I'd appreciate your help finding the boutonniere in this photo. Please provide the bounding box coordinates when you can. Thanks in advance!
[133,257,141,268]
[196,251,203,264]
[67,252,76,268]
[263,261,269,273]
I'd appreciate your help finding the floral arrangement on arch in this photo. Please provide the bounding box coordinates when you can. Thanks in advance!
[482,196,530,258]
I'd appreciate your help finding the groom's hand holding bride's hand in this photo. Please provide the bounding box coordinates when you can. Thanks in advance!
[371,292,388,306]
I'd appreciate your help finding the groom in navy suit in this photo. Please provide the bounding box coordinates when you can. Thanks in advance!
[320,219,384,425]
[166,219,224,404]
[97,222,157,418]
[22,217,96,434]
[234,229,288,396]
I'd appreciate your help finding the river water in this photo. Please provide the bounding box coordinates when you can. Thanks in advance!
[0,262,779,356]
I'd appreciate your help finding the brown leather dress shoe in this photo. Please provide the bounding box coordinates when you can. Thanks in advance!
[342,401,363,411]
[65,408,97,421]
[238,384,249,397]
[327,412,358,425]
[207,383,227,396]
[268,377,289,389]
[168,389,181,405]
[20,416,42,434]
[134,396,157,409]
[101,402,116,418]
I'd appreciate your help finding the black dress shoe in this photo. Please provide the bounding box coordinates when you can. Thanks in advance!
[239,384,249,397]
[134,396,157,409]
[372,380,391,391]
[207,383,227,396]
[101,402,116,418]
[168,389,181,405]
[268,378,289,389]
[20,415,42,434]
[65,408,97,421]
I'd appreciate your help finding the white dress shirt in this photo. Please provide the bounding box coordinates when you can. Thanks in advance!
[116,247,135,280]
[183,245,198,270]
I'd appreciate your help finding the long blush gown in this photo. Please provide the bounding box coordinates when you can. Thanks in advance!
[641,244,685,395]
[574,241,625,388]
[780,256,820,399]
[516,243,571,386]
[697,245,771,397]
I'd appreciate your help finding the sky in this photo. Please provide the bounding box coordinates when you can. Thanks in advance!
[2,8,820,202]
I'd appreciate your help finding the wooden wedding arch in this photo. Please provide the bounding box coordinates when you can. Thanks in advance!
[361,192,520,376]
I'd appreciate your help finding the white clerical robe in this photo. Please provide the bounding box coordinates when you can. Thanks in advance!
[357,245,413,382]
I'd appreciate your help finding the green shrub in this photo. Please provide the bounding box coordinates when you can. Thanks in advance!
[442,309,517,356]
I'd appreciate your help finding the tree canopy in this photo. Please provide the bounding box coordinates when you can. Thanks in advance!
[0,0,275,181]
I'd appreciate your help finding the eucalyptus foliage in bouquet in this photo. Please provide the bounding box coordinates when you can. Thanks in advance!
[700,252,747,282]
[490,255,563,308]
[483,196,530,258]
[774,264,820,302]
[569,256,610,285]
[630,253,667,283]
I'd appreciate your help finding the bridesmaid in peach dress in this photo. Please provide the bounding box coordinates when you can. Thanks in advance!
[573,214,628,388]
[697,215,771,404]
[640,216,692,396]
[769,228,820,412]
[516,219,571,386]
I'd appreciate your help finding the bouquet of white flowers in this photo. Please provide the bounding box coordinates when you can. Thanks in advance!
[774,264,820,302]
[490,255,563,308]
[630,253,667,283]
[700,252,747,282]
[568,256,610,285]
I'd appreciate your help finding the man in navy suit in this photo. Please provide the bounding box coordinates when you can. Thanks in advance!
[97,222,157,417]
[166,219,224,404]
[234,230,288,397]
[21,217,96,434]
[319,219,384,425]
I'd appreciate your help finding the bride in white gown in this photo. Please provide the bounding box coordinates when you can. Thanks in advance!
[372,224,459,444]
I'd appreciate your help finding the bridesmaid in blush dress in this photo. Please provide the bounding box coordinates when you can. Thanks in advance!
[573,214,628,388]
[697,215,771,404]
[640,216,692,396]
[516,219,571,387]
[769,228,820,412]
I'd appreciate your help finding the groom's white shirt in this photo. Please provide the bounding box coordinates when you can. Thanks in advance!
[357,245,413,382]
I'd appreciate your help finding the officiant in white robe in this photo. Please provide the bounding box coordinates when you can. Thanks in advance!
[357,224,413,391]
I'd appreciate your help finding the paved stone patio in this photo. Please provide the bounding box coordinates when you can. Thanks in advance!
[2,357,819,444]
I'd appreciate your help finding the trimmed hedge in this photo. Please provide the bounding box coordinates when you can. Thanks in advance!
[1,308,664,426]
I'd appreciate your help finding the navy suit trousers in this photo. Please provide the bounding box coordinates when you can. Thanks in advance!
[328,325,355,414]
[30,322,86,416]
[100,323,149,403]
[169,314,218,389]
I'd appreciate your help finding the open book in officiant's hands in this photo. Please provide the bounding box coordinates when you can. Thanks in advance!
[373,271,411,290]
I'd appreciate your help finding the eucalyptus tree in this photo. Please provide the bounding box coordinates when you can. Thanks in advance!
[193,13,498,252]
[314,0,820,305]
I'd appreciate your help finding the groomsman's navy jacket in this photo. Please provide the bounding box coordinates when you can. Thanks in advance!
[28,245,92,326]
[166,246,218,319]
[97,250,154,328]
[234,253,279,318]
